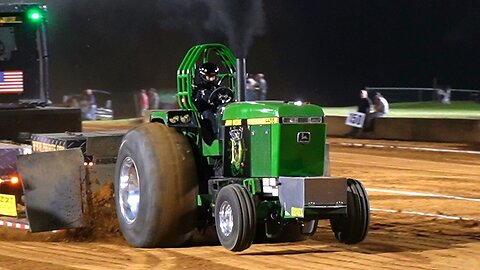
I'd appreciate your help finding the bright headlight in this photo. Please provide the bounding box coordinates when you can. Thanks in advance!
[262,178,278,196]
[281,117,324,124]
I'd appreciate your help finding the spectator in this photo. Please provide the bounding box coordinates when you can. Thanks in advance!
[372,92,389,117]
[140,89,149,116]
[148,88,160,110]
[245,75,259,101]
[255,73,268,100]
[364,92,389,132]
[85,89,97,120]
[345,89,372,137]
[358,90,372,114]
[436,88,452,104]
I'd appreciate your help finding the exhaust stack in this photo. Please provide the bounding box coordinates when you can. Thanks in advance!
[236,58,246,102]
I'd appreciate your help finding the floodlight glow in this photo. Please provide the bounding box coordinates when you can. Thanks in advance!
[294,100,303,106]
[27,9,43,22]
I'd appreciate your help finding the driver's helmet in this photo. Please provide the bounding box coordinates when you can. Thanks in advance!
[198,62,219,83]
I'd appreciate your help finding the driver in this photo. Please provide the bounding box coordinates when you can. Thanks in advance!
[193,62,222,144]
[194,62,220,110]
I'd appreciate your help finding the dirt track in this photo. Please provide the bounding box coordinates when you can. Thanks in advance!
[0,136,479,269]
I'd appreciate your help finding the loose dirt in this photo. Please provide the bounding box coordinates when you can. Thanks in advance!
[0,183,123,244]
[64,182,124,244]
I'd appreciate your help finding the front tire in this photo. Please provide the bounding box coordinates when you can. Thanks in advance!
[215,184,256,251]
[330,179,369,244]
[114,123,198,247]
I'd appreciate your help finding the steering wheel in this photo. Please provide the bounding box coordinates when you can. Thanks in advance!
[208,86,234,107]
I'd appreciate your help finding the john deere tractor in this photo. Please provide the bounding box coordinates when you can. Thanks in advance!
[114,44,369,251]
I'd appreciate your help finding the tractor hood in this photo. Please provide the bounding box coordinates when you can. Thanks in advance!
[221,101,327,178]
[222,101,325,120]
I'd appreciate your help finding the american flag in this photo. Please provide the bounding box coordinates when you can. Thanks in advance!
[0,71,24,94]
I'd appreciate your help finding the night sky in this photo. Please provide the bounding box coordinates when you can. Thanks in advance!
[11,0,480,116]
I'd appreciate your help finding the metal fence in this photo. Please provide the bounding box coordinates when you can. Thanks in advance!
[364,87,480,103]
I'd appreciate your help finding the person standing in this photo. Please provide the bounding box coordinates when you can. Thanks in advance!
[140,89,149,116]
[245,75,259,101]
[255,73,268,100]
[148,88,160,110]
[85,89,97,120]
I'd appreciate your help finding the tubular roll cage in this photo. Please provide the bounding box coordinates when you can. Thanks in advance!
[176,43,238,112]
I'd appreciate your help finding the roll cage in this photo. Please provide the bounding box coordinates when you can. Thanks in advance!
[176,43,238,112]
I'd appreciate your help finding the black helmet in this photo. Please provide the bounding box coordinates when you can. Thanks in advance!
[199,62,219,82]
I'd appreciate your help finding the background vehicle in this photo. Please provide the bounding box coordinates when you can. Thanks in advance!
[62,90,114,120]
[0,141,31,209]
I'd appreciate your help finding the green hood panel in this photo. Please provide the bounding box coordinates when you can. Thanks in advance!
[222,101,325,120]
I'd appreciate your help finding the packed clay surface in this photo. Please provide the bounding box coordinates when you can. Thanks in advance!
[0,124,478,269]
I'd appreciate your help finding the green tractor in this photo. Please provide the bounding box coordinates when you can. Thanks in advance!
[114,43,369,251]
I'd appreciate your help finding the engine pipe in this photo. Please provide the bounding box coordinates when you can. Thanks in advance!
[236,58,246,102]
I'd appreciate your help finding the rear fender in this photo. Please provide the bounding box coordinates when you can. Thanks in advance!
[17,149,86,232]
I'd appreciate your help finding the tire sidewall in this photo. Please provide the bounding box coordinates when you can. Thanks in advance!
[330,179,369,244]
[114,132,159,246]
[114,123,198,247]
[215,186,242,250]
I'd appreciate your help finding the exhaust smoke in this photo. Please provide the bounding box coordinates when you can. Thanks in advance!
[157,0,266,57]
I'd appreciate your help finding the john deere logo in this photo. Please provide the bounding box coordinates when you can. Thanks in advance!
[297,132,311,144]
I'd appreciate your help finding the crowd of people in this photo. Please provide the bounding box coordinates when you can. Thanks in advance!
[246,73,268,101]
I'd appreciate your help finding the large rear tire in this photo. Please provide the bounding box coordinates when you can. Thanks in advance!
[330,178,369,244]
[215,184,256,251]
[114,123,198,247]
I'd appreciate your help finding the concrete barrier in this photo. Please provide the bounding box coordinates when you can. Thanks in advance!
[326,116,480,143]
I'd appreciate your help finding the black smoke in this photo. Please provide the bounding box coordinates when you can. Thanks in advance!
[156,0,266,57]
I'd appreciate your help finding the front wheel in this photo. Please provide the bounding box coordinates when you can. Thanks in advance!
[330,179,370,244]
[215,184,256,251]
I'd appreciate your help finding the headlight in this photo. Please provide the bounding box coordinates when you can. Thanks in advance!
[262,177,278,196]
[281,117,324,124]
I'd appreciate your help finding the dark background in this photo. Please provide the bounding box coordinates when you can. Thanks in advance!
[7,0,480,117]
